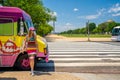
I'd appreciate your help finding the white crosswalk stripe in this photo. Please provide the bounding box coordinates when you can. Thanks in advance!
[50,51,120,54]
[50,58,120,60]
[37,41,120,68]
[50,54,120,57]
[38,63,120,67]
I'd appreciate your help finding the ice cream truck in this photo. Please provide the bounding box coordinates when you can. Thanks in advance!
[0,6,49,70]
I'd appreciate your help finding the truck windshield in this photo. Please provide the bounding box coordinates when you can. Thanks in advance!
[0,18,14,36]
[112,28,120,36]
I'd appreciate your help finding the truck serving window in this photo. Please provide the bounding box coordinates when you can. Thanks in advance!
[0,18,14,36]
[17,18,28,36]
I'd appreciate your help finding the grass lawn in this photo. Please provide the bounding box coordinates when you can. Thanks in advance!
[59,34,111,38]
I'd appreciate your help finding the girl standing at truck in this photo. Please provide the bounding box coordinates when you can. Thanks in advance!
[26,27,37,76]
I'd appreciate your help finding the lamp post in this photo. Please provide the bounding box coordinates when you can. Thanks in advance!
[86,20,90,41]
[53,19,55,33]
[51,12,56,34]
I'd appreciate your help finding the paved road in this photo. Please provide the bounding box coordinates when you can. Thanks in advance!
[1,41,120,80]
[37,41,120,73]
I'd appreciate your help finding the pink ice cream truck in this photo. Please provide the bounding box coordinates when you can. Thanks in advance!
[0,6,49,70]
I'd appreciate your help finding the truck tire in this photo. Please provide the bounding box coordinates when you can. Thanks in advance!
[16,54,30,70]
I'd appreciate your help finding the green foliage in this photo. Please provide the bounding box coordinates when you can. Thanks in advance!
[88,23,96,33]
[61,23,96,34]
[80,28,86,34]
[37,24,53,36]
[116,23,120,26]
[60,21,120,35]
[60,27,87,34]
[98,22,108,34]
[92,27,98,34]
[106,22,117,33]
[60,34,111,38]
[98,21,118,34]
[4,0,55,36]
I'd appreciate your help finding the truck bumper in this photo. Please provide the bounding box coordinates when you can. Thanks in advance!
[36,52,49,62]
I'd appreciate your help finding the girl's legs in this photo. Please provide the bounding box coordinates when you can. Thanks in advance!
[29,56,35,75]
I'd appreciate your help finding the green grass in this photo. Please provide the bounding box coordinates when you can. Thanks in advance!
[59,34,111,38]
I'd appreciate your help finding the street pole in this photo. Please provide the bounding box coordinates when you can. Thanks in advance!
[53,20,55,33]
[51,11,56,34]
[86,20,90,41]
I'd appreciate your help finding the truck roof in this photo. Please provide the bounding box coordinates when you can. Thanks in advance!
[0,6,31,22]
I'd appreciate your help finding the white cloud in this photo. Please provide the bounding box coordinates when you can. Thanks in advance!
[53,12,57,16]
[65,23,72,26]
[49,11,57,17]
[78,9,104,20]
[116,3,119,7]
[86,15,99,20]
[64,23,76,31]
[100,8,106,12]
[55,23,76,32]
[112,13,120,16]
[79,15,97,20]
[86,12,101,20]
[108,3,120,13]
[73,8,79,12]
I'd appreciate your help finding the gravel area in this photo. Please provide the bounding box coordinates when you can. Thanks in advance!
[0,71,81,80]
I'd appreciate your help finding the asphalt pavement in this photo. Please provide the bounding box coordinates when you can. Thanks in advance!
[37,41,120,73]
[1,40,120,80]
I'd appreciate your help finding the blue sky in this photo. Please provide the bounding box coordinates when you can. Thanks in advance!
[43,0,120,32]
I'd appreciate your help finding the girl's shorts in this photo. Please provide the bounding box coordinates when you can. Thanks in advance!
[27,50,36,59]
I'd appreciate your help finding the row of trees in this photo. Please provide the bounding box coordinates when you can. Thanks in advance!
[61,20,120,34]
[0,0,55,36]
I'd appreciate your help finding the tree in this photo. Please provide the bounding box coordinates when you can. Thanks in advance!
[37,24,53,36]
[4,0,55,36]
[106,21,117,33]
[80,28,86,34]
[98,22,108,34]
[88,23,96,33]
[72,29,80,34]
[116,23,120,26]
[92,28,98,34]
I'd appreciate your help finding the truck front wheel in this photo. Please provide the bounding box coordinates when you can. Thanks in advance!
[16,54,30,70]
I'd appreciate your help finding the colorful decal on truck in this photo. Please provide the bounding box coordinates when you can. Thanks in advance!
[0,40,20,54]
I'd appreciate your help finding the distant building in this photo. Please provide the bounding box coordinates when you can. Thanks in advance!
[107,19,115,23]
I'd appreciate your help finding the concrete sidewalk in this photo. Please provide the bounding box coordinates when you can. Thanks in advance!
[0,71,80,80]
[72,73,120,80]
[0,71,120,80]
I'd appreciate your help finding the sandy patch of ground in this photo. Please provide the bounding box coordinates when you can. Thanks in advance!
[0,71,81,80]
[62,38,111,42]
[45,34,67,39]
[45,34,111,42]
